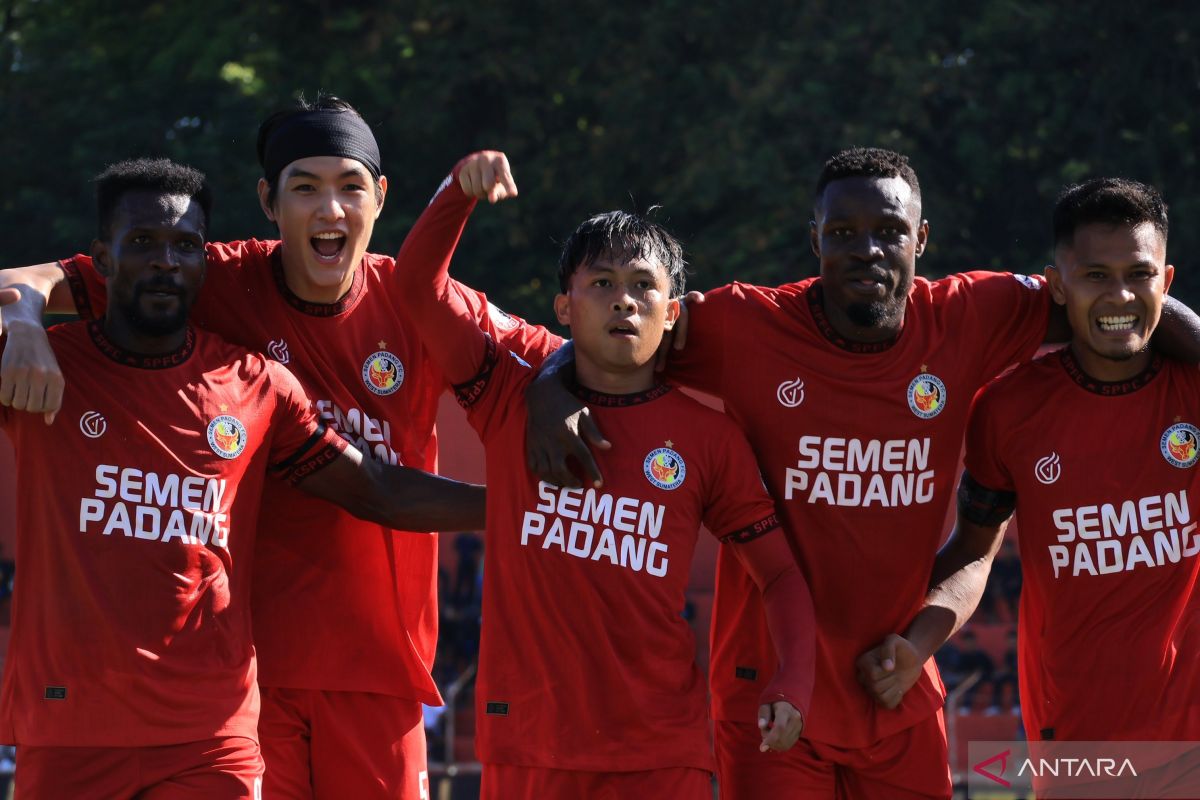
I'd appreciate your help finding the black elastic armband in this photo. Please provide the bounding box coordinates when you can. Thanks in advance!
[957,470,1016,526]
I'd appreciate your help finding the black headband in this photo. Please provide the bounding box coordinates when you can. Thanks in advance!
[260,109,381,183]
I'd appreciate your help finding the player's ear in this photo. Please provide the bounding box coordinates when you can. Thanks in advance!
[374,175,388,220]
[809,219,820,258]
[915,219,930,258]
[663,298,681,330]
[1164,263,1175,294]
[257,178,276,224]
[91,239,114,278]
[554,293,571,326]
[1044,264,1066,305]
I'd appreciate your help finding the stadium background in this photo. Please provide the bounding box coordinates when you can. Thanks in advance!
[0,1,1194,795]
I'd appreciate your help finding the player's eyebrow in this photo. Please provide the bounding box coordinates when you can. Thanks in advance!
[284,168,369,182]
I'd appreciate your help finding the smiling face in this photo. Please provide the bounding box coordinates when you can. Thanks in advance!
[811,175,927,339]
[553,255,680,392]
[92,190,207,341]
[1047,221,1173,381]
[258,156,386,303]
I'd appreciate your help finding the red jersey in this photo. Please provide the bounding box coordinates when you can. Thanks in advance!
[0,322,345,747]
[463,338,781,771]
[668,273,1051,747]
[965,349,1200,742]
[60,242,561,704]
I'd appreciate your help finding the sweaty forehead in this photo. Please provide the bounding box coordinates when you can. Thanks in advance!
[113,191,203,232]
[816,176,919,221]
[1059,221,1166,266]
[280,155,371,181]
[582,255,667,278]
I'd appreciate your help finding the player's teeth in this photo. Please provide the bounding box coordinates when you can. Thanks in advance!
[1097,315,1137,331]
[313,232,344,239]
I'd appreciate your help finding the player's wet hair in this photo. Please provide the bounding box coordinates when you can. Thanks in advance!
[557,210,687,298]
[814,147,921,212]
[1053,178,1168,248]
[257,93,385,207]
[94,158,213,240]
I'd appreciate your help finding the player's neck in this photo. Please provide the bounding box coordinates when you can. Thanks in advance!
[1069,340,1154,383]
[280,249,356,304]
[102,315,189,356]
[573,355,657,396]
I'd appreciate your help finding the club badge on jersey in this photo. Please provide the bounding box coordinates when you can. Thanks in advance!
[644,445,686,490]
[907,373,947,419]
[208,415,248,459]
[1161,422,1200,468]
[362,346,404,396]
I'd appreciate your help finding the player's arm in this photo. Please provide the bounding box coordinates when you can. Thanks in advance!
[393,151,518,385]
[856,470,1012,709]
[726,527,815,752]
[0,263,75,423]
[296,444,486,532]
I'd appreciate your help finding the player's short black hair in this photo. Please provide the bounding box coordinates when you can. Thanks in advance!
[1053,178,1168,248]
[257,93,384,206]
[558,210,687,297]
[814,147,921,210]
[94,158,213,240]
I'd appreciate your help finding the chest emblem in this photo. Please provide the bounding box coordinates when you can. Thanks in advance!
[362,346,404,396]
[1161,423,1200,468]
[644,445,687,491]
[907,373,946,419]
[79,411,107,439]
[777,377,805,408]
[208,415,247,459]
[1034,452,1061,485]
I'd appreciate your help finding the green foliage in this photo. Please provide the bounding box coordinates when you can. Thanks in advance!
[3,0,1199,324]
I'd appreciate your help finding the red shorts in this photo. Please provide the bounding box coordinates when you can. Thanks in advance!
[258,687,428,800]
[714,709,952,800]
[481,763,711,800]
[16,736,263,800]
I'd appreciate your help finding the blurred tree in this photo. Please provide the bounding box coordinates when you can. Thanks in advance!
[2,0,1198,325]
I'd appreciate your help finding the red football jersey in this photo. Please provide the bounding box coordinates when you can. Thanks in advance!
[668,273,1051,747]
[0,322,345,747]
[60,243,561,704]
[966,349,1200,742]
[460,337,780,772]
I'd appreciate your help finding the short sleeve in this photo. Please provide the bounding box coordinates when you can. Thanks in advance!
[663,283,734,396]
[949,271,1052,380]
[962,382,1015,493]
[447,277,564,369]
[264,360,349,485]
[60,255,107,320]
[0,335,8,427]
[453,334,533,442]
[701,419,780,542]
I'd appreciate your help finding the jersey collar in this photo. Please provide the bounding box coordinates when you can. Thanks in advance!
[88,321,196,369]
[807,281,902,354]
[568,377,673,408]
[271,246,367,317]
[1059,346,1163,396]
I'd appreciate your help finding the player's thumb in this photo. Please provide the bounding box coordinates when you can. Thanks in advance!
[757,703,771,731]
[881,637,897,672]
[579,410,612,450]
[0,287,20,307]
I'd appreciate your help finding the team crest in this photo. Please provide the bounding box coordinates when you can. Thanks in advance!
[1161,423,1200,468]
[207,415,247,459]
[362,350,404,396]
[907,374,947,419]
[644,447,686,491]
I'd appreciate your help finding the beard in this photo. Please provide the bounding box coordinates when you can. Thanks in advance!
[846,275,911,329]
[120,280,191,337]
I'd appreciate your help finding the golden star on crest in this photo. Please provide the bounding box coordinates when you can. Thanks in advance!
[665,439,674,448]
[1177,415,1183,423]
[921,364,928,372]
[219,403,229,412]
[378,340,388,349]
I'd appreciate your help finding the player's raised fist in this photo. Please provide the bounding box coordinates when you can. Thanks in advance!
[456,151,518,204]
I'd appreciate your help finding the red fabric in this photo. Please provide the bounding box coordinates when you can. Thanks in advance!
[668,272,1051,748]
[396,174,785,772]
[0,324,339,747]
[714,713,952,800]
[258,688,427,800]
[15,736,263,800]
[481,763,711,800]
[58,237,562,705]
[965,349,1200,742]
